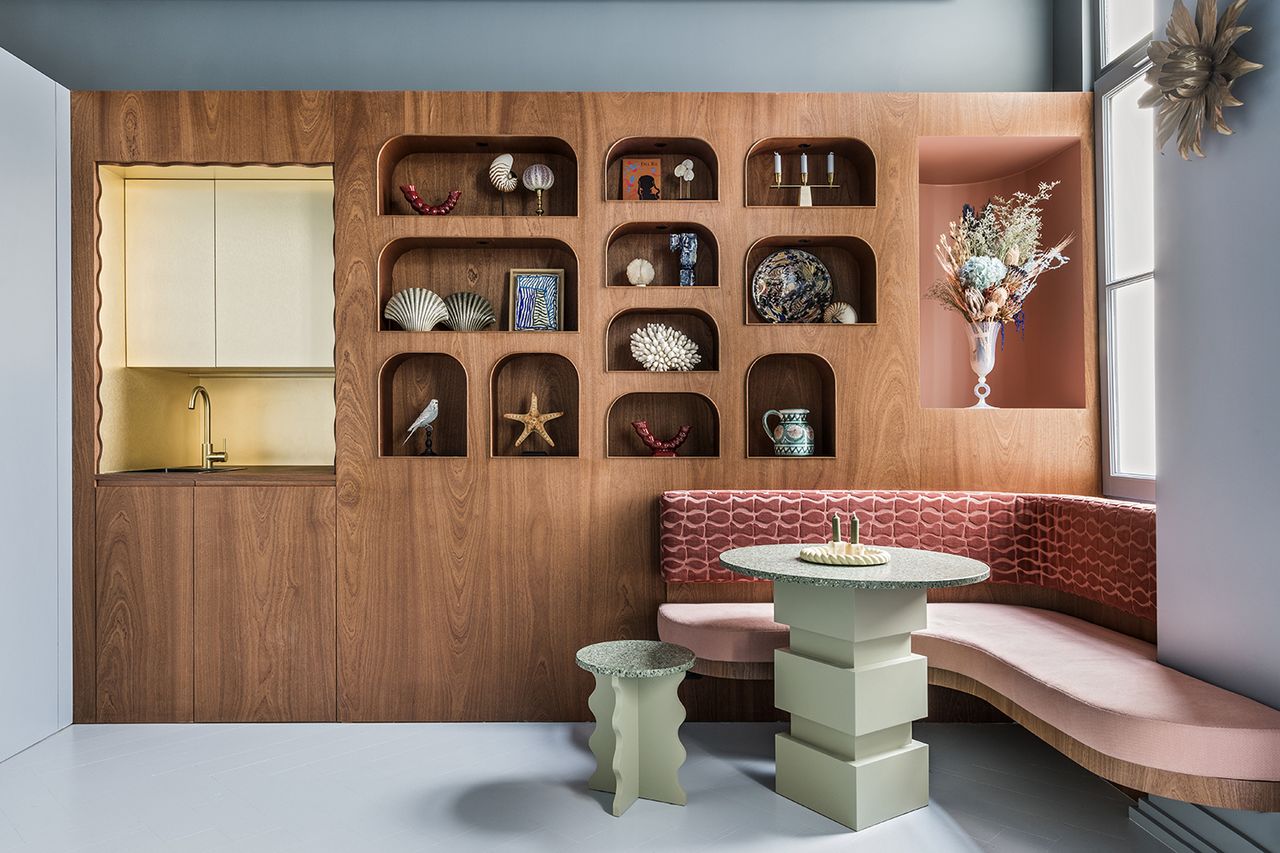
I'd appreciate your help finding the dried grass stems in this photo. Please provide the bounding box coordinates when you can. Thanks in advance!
[927,181,1073,327]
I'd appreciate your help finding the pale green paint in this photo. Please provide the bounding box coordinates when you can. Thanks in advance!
[586,671,688,817]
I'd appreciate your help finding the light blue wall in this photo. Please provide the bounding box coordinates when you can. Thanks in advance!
[1153,0,1279,711]
[0,0,1055,91]
[0,46,71,761]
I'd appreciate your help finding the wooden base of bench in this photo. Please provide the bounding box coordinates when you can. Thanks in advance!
[690,658,773,680]
[929,667,1280,812]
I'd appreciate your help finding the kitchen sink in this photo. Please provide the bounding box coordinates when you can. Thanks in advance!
[123,466,247,474]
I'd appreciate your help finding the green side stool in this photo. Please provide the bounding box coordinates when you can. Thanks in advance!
[575,640,695,816]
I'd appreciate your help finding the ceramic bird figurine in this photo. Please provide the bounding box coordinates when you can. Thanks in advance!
[403,399,439,445]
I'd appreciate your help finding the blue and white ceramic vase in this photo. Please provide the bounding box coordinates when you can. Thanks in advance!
[762,408,815,457]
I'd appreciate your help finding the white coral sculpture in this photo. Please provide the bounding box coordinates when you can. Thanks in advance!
[629,322,701,372]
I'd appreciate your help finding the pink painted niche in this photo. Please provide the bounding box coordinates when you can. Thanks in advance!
[918,136,1087,410]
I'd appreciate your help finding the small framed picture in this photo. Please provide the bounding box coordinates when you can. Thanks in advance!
[621,157,662,200]
[509,269,564,331]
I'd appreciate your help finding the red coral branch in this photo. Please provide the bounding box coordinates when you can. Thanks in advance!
[632,420,692,457]
[399,185,461,215]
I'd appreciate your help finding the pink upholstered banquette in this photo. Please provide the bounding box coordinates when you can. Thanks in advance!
[656,490,1280,811]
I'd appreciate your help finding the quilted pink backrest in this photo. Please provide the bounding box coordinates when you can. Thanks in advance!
[659,490,1156,622]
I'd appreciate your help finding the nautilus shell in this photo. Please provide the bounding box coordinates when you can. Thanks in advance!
[384,287,448,332]
[823,301,857,324]
[521,163,555,192]
[488,154,518,193]
[443,291,497,331]
[626,258,655,286]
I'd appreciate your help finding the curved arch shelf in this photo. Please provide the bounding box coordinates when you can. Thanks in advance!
[606,308,719,372]
[379,352,468,458]
[605,222,718,288]
[604,137,719,202]
[745,137,876,207]
[745,353,837,458]
[490,353,580,458]
[606,392,720,458]
[377,134,578,216]
[378,236,579,332]
[745,235,877,325]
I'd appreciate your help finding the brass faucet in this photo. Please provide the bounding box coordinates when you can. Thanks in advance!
[187,385,228,469]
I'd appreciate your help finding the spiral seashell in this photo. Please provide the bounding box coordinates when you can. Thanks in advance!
[488,154,518,193]
[822,301,857,324]
[629,322,701,372]
[383,287,448,332]
[443,291,497,331]
[521,163,555,192]
[626,258,655,286]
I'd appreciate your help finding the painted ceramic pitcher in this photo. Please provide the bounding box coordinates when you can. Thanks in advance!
[762,408,815,457]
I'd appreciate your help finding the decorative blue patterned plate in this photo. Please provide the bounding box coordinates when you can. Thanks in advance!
[751,249,832,323]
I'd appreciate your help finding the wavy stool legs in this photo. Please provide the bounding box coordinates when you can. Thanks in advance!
[587,672,688,816]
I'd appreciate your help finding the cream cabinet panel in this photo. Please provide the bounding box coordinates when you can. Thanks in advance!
[124,180,216,367]
[214,181,335,369]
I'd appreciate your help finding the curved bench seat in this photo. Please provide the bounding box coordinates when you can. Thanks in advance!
[657,602,785,679]
[915,602,1280,811]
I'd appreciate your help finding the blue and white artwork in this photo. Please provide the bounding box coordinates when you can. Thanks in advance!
[511,271,561,331]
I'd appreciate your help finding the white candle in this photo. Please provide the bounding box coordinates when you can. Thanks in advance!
[773,152,782,175]
[827,152,835,175]
[800,153,808,177]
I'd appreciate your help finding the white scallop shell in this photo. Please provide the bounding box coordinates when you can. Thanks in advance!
[443,291,497,331]
[626,258,655,286]
[383,287,448,332]
[823,301,857,324]
[521,163,555,191]
[488,154,518,193]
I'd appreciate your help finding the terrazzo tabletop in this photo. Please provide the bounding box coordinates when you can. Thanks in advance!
[576,640,696,678]
[719,544,990,589]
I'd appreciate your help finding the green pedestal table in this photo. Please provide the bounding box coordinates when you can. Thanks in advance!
[719,544,989,830]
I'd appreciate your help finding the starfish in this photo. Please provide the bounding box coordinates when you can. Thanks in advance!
[502,393,563,448]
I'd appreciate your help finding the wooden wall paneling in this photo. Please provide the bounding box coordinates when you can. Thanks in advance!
[193,485,337,722]
[94,485,194,722]
[490,353,580,457]
[605,222,718,288]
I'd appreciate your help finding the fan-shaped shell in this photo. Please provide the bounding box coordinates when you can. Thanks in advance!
[488,154,518,193]
[521,163,555,192]
[383,287,448,332]
[443,291,497,331]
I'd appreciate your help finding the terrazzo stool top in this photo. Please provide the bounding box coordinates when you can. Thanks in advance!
[576,640,696,678]
[720,544,990,589]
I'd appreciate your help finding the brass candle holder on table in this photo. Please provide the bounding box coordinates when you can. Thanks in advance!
[771,150,840,207]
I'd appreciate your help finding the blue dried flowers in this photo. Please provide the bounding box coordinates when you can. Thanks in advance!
[959,255,1007,291]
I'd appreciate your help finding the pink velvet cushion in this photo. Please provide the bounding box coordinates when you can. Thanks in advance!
[914,603,1280,782]
[657,602,787,663]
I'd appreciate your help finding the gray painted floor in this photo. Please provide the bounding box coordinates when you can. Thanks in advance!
[0,722,1169,852]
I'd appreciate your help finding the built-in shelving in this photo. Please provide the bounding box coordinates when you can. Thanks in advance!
[490,353,580,458]
[379,353,468,457]
[745,137,876,207]
[378,135,578,216]
[745,354,837,458]
[744,235,877,325]
[378,237,578,332]
[606,392,720,458]
[606,308,719,372]
[605,222,718,288]
[604,137,718,202]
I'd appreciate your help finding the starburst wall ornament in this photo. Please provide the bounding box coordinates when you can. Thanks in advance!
[1140,0,1262,160]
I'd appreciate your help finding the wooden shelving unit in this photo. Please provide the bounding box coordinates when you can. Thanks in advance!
[606,392,720,458]
[745,137,876,207]
[378,236,579,332]
[744,235,877,325]
[606,307,719,372]
[490,353,580,458]
[379,353,468,457]
[378,135,578,216]
[604,137,718,202]
[605,222,717,288]
[745,354,837,458]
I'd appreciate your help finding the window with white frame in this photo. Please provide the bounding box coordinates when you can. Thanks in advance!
[1096,1,1155,501]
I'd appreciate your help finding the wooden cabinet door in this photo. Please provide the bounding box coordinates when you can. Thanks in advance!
[214,180,335,369]
[124,180,216,367]
[95,485,194,722]
[194,486,336,721]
